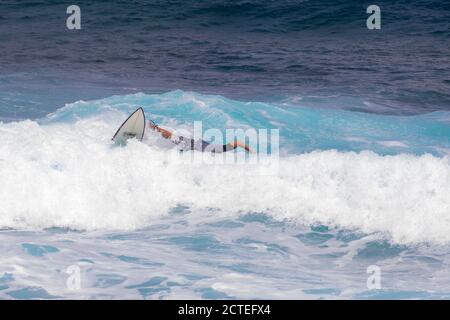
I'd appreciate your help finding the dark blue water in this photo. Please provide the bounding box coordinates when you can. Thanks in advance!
[1,0,449,120]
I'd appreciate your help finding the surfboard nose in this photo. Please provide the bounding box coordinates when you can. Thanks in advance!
[112,108,146,145]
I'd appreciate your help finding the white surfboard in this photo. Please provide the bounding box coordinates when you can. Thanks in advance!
[112,107,146,145]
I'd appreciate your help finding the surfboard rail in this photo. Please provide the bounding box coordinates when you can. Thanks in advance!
[112,107,146,145]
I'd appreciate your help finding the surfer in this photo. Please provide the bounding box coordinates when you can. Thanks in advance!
[147,120,254,153]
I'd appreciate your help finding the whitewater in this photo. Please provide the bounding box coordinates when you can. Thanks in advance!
[1,91,449,299]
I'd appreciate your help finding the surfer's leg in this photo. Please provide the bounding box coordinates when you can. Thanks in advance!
[223,141,254,153]
[202,140,253,153]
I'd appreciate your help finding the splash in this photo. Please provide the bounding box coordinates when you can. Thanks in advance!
[0,91,449,244]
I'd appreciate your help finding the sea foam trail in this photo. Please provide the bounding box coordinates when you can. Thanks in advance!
[0,115,449,244]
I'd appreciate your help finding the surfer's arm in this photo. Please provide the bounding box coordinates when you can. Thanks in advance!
[148,121,173,139]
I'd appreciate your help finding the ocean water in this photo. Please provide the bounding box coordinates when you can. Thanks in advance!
[0,0,450,299]
[1,91,449,299]
[1,0,449,120]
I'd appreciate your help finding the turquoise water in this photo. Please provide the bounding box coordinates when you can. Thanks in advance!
[44,91,450,156]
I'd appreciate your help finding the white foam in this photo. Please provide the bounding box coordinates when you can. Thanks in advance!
[377,140,409,148]
[0,115,449,244]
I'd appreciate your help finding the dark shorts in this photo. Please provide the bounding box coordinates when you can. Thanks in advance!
[172,136,233,153]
